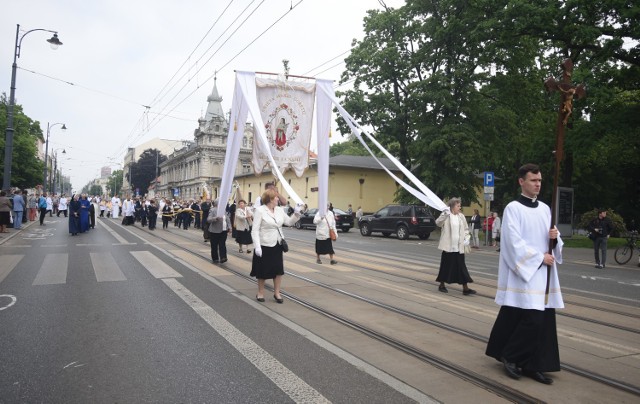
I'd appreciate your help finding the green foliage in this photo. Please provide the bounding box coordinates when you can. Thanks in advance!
[338,0,640,224]
[107,170,123,197]
[88,185,103,196]
[329,139,370,157]
[0,94,45,188]
[577,209,626,237]
[126,148,166,195]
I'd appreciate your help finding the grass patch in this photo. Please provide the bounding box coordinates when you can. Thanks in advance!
[560,235,628,249]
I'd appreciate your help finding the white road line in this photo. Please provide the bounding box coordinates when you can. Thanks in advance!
[130,251,182,279]
[91,252,127,282]
[0,254,23,284]
[96,218,131,244]
[162,278,330,404]
[33,253,68,285]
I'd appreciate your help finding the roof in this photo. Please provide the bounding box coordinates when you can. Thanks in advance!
[327,155,399,171]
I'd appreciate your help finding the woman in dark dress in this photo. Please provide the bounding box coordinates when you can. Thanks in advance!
[68,194,80,236]
[435,197,475,295]
[147,200,158,230]
[78,194,91,233]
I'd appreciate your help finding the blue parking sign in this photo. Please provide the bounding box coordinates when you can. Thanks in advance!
[484,172,494,187]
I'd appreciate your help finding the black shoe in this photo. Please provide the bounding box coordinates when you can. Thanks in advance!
[438,285,448,293]
[501,358,521,380]
[463,289,477,295]
[274,294,284,304]
[212,259,219,263]
[256,295,265,302]
[595,264,602,269]
[522,370,553,385]
[220,258,228,264]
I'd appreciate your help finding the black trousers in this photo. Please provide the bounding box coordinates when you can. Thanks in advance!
[57,209,68,217]
[148,215,157,229]
[39,208,47,225]
[209,231,228,262]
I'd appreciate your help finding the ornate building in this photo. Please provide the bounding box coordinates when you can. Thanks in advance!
[156,79,254,200]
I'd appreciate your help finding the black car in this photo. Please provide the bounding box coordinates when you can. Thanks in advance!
[358,204,436,240]
[294,208,354,232]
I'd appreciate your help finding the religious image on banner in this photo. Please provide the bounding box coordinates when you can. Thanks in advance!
[252,78,316,177]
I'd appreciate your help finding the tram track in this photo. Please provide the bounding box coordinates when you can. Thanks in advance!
[131,224,640,400]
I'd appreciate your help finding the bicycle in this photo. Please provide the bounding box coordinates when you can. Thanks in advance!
[614,231,640,265]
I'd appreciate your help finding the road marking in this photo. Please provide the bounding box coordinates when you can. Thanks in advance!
[162,278,330,403]
[91,252,127,282]
[33,253,68,285]
[97,218,130,244]
[130,251,182,279]
[0,294,17,311]
[0,255,23,284]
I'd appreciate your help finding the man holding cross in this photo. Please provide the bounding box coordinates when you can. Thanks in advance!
[485,164,564,385]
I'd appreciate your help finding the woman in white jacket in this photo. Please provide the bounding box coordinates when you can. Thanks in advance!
[435,197,475,295]
[250,189,301,303]
[313,206,338,264]
[234,199,253,253]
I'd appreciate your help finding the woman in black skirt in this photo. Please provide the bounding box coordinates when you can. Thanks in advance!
[313,205,337,264]
[435,197,475,295]
[250,189,302,303]
[234,199,253,253]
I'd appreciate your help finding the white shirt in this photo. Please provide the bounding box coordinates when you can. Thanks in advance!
[313,210,337,240]
[495,197,564,311]
[58,197,68,210]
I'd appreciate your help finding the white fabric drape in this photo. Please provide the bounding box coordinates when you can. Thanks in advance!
[315,80,332,217]
[316,85,447,212]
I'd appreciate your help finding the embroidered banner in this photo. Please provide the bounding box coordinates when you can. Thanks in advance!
[252,78,316,177]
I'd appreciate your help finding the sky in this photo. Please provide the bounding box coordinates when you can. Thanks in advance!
[1,0,405,192]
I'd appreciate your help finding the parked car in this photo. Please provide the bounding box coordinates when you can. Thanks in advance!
[358,204,436,240]
[294,208,354,232]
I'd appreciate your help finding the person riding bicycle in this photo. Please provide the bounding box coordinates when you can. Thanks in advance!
[587,208,614,269]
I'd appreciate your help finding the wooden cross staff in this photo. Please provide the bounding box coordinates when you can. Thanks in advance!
[543,59,586,303]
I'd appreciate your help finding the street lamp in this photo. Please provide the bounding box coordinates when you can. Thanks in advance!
[43,122,67,193]
[52,149,66,194]
[3,24,63,191]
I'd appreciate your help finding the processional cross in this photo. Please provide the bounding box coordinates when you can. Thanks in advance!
[543,59,586,303]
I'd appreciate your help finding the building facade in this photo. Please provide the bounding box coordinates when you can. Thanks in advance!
[156,79,254,200]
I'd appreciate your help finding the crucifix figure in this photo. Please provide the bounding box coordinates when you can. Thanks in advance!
[542,58,586,303]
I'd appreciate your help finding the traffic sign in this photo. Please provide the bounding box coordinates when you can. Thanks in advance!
[484,186,494,194]
[484,193,494,201]
[484,172,494,187]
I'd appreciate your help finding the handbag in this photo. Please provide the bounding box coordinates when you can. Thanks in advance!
[274,216,288,253]
[325,217,337,241]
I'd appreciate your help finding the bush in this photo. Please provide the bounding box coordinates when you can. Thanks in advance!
[577,209,626,237]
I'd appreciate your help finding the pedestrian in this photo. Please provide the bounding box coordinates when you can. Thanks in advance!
[79,194,91,232]
[0,191,12,233]
[250,189,302,303]
[52,193,59,216]
[147,199,158,230]
[492,211,502,251]
[435,197,475,295]
[99,198,106,217]
[206,199,232,264]
[122,196,134,226]
[27,192,37,221]
[314,204,338,265]
[485,163,563,385]
[111,194,121,219]
[469,209,481,248]
[161,200,173,229]
[347,204,353,216]
[46,193,53,217]
[355,206,363,227]
[191,200,201,229]
[234,199,253,254]
[201,198,211,241]
[38,193,48,225]
[483,212,495,245]
[12,190,25,230]
[21,190,28,224]
[587,208,614,269]
[68,194,80,236]
[58,194,68,217]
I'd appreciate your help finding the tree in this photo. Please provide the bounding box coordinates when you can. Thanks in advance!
[329,139,370,157]
[125,149,166,195]
[88,185,103,196]
[338,0,639,225]
[0,94,45,188]
[107,170,123,197]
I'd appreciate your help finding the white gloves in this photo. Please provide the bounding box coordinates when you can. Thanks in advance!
[294,203,304,214]
[442,208,451,215]
[254,246,262,257]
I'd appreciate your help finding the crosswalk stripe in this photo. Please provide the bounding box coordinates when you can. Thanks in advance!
[91,252,127,282]
[0,255,23,284]
[33,253,68,285]
[130,251,182,279]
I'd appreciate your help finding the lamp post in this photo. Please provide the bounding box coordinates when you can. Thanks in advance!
[3,24,63,191]
[43,122,67,193]
[52,149,66,194]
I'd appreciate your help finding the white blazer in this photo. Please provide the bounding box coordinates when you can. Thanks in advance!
[313,210,337,240]
[251,205,300,248]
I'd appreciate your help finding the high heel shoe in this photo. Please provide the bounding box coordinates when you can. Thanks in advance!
[256,295,265,302]
[273,294,284,304]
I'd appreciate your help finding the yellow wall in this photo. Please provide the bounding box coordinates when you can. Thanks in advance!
[219,166,400,213]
